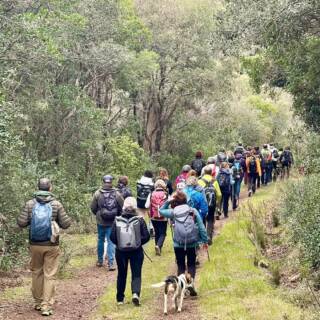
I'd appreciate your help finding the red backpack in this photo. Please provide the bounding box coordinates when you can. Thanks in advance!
[150,190,167,219]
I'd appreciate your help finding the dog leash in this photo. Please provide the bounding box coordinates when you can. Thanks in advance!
[142,247,153,263]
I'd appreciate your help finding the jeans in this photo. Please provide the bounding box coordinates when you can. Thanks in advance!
[248,173,257,193]
[151,220,168,249]
[116,248,144,302]
[97,224,115,265]
[221,191,230,217]
[266,163,273,183]
[174,247,196,279]
[261,167,268,185]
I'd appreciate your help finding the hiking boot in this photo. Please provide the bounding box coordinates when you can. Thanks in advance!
[132,293,140,306]
[34,304,42,311]
[248,190,252,197]
[108,263,116,271]
[187,284,198,297]
[96,261,103,267]
[155,246,161,256]
[41,308,53,316]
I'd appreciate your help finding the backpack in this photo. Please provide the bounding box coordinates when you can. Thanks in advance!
[233,160,243,180]
[150,190,167,219]
[99,190,118,222]
[176,174,187,185]
[281,150,291,165]
[185,188,197,209]
[273,149,279,159]
[192,158,204,176]
[115,216,141,251]
[137,183,153,201]
[173,205,199,248]
[201,178,216,208]
[249,157,257,173]
[217,171,230,190]
[30,201,52,242]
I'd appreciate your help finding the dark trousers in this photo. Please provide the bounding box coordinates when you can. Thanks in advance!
[151,220,167,249]
[248,173,257,193]
[221,191,230,217]
[174,247,196,279]
[206,205,215,242]
[115,248,144,302]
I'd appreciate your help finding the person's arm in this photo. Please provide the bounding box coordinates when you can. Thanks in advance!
[140,218,150,245]
[167,181,173,195]
[116,192,124,216]
[213,181,222,204]
[17,200,33,228]
[159,201,174,219]
[194,209,208,244]
[56,201,72,229]
[90,191,99,215]
[145,193,151,209]
[110,221,117,245]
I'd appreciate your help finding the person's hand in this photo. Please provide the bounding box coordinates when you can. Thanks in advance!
[203,243,208,251]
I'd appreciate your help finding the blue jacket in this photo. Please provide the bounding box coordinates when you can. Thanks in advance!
[159,201,208,248]
[183,186,208,219]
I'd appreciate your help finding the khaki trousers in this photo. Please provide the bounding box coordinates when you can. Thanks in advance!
[29,245,60,308]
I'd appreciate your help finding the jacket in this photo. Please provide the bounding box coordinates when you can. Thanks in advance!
[110,211,150,250]
[117,183,133,200]
[246,156,262,176]
[217,168,234,193]
[159,202,208,248]
[17,191,71,246]
[198,174,222,205]
[183,186,208,219]
[90,187,124,227]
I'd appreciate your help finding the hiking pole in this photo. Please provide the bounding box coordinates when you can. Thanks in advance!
[142,247,153,263]
[206,248,211,262]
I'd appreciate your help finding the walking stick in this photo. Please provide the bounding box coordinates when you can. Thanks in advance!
[142,247,153,263]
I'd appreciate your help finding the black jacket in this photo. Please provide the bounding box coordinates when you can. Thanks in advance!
[110,212,150,249]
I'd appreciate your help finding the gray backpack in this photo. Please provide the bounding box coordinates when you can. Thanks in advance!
[173,205,199,248]
[115,216,141,251]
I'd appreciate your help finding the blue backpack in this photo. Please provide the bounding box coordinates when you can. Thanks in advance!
[30,202,52,242]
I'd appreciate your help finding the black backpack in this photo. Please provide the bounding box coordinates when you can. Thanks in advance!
[218,171,230,190]
[136,183,153,201]
[249,157,257,173]
[201,178,216,208]
[192,158,204,176]
[281,150,291,165]
[99,190,118,222]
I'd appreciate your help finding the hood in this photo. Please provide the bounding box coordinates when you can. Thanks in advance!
[138,176,154,186]
[33,191,55,203]
[101,186,116,192]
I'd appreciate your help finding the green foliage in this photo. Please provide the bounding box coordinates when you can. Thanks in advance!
[280,176,320,268]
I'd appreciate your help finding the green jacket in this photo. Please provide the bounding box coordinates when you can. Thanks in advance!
[17,191,71,246]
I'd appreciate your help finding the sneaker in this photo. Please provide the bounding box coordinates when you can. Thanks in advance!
[41,308,53,316]
[117,301,124,306]
[248,190,252,197]
[187,284,198,297]
[132,293,140,306]
[96,261,103,267]
[108,263,116,271]
[155,246,161,256]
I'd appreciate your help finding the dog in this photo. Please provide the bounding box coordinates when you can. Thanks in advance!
[152,273,192,315]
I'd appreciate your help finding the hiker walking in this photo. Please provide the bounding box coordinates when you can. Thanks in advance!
[191,151,206,177]
[17,178,71,316]
[159,191,208,296]
[198,166,222,245]
[110,197,150,306]
[136,170,154,217]
[246,151,262,197]
[91,175,124,270]
[261,144,272,185]
[175,165,192,186]
[230,154,244,210]
[145,179,168,255]
[217,162,234,218]
[280,146,293,179]
[158,168,173,195]
[201,156,219,178]
[116,176,133,199]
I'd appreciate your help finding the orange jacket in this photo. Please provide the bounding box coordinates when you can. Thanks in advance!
[246,156,262,177]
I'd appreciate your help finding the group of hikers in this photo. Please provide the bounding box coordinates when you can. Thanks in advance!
[16,143,293,315]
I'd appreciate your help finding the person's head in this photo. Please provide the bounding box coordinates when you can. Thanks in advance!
[247,146,252,152]
[254,146,260,152]
[203,165,213,175]
[195,151,203,158]
[279,147,284,152]
[154,179,166,190]
[118,176,129,186]
[158,168,169,180]
[186,176,198,187]
[286,146,290,150]
[235,153,242,160]
[207,157,216,164]
[187,169,198,177]
[144,170,153,178]
[238,142,243,146]
[219,149,225,153]
[182,165,191,173]
[38,178,52,192]
[221,162,229,169]
[263,144,268,149]
[228,156,235,164]
[122,197,137,213]
[176,182,186,191]
[102,175,113,188]
[170,191,187,208]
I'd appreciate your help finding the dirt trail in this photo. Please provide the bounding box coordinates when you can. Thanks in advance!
[0,265,115,320]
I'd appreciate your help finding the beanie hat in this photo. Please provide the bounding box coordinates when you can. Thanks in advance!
[186,176,198,186]
[155,179,166,190]
[123,197,137,212]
